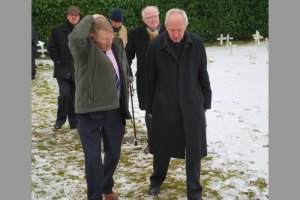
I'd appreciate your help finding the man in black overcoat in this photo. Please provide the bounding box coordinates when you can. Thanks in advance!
[126,6,166,153]
[146,8,212,200]
[48,6,83,130]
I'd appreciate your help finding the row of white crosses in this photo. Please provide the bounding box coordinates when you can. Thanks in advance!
[215,30,268,63]
[217,30,269,47]
[217,34,233,47]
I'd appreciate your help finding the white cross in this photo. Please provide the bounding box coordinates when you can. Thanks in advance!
[252,30,264,45]
[245,50,256,64]
[37,41,47,58]
[217,34,226,45]
[225,34,233,47]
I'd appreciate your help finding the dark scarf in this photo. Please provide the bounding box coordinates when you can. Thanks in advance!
[168,33,186,59]
[113,26,121,33]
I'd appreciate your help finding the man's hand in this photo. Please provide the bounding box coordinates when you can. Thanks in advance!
[92,14,105,20]
[129,76,134,83]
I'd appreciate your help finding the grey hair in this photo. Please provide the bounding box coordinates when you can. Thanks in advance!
[165,8,188,27]
[141,6,159,18]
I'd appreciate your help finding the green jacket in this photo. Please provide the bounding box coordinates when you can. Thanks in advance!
[68,15,131,121]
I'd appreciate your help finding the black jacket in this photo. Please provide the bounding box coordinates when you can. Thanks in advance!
[146,31,212,161]
[125,24,165,110]
[48,21,76,80]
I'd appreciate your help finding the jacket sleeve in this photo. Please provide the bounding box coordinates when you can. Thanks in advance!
[125,29,136,77]
[48,26,61,63]
[68,15,94,59]
[198,40,212,109]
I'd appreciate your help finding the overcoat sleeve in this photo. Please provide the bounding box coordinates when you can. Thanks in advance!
[68,15,94,59]
[198,41,212,109]
[145,42,156,114]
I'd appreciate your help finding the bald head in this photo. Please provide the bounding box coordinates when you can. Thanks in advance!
[165,8,188,43]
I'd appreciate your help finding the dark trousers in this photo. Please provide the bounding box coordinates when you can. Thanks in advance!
[150,155,203,200]
[77,109,124,200]
[55,78,77,127]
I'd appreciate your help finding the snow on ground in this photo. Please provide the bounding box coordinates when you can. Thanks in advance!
[31,42,268,199]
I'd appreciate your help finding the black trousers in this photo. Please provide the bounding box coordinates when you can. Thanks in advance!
[55,78,77,127]
[150,155,203,200]
[77,109,124,200]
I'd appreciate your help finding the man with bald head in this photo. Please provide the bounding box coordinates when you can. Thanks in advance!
[145,8,212,200]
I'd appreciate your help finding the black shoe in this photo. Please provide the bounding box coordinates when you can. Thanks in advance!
[148,184,160,196]
[53,122,63,129]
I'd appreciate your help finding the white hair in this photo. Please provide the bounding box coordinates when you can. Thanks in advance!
[141,6,159,18]
[165,8,188,27]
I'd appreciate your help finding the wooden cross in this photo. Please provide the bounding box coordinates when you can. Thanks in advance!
[226,34,233,47]
[217,34,226,45]
[37,41,47,58]
[252,30,264,45]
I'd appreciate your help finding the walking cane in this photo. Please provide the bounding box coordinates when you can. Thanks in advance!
[129,80,137,146]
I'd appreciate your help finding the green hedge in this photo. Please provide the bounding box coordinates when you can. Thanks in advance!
[32,0,268,45]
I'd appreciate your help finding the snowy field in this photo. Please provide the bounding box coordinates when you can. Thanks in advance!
[31,42,268,199]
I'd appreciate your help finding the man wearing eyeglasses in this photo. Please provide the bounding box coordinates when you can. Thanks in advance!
[126,5,166,154]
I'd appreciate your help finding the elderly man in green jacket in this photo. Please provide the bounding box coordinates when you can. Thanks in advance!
[68,14,131,200]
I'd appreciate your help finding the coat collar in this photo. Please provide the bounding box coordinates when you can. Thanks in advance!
[160,31,193,63]
[62,21,74,33]
[142,23,165,40]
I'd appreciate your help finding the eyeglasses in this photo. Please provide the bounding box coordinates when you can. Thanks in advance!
[145,15,159,21]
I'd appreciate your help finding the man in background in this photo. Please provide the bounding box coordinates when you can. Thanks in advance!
[48,6,83,130]
[109,8,127,47]
[126,6,165,154]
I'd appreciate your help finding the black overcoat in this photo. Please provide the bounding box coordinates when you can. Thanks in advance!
[146,31,212,161]
[126,24,165,110]
[48,21,75,80]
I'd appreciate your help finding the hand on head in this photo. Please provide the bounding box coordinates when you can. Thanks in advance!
[92,14,105,20]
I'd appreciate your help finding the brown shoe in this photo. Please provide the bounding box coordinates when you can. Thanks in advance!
[143,145,149,154]
[104,191,118,200]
